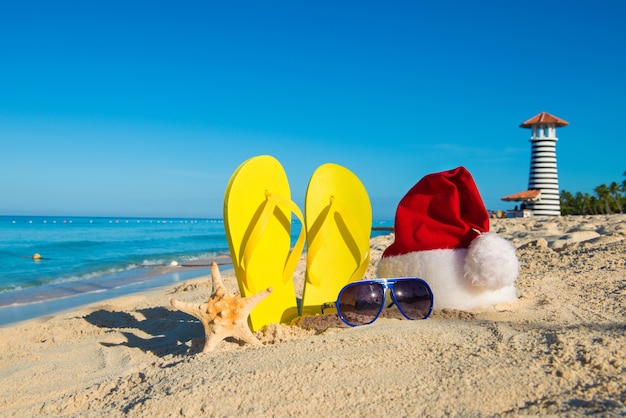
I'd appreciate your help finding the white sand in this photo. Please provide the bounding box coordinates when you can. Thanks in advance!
[1,214,625,416]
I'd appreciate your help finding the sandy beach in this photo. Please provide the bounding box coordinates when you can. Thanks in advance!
[1,214,625,416]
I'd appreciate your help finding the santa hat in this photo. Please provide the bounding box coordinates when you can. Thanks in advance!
[377,166,519,311]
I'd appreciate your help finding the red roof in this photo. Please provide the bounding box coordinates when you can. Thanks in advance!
[501,189,542,202]
[520,112,569,128]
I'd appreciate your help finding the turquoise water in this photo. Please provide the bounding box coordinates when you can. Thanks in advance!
[0,216,393,325]
[0,216,232,293]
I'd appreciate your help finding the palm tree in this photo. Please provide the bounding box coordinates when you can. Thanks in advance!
[622,178,626,210]
[609,182,622,213]
[560,191,594,215]
[560,190,576,215]
[621,171,626,210]
[575,192,591,215]
[557,172,625,215]
[594,184,612,214]
[588,196,599,214]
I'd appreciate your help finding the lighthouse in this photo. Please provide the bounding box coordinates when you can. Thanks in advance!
[501,112,569,216]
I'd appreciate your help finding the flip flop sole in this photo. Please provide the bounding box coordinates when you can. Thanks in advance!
[224,155,299,331]
[302,163,372,316]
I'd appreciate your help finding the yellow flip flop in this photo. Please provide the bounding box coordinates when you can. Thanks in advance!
[301,163,372,316]
[224,155,305,331]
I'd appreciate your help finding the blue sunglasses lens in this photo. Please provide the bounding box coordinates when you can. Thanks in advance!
[393,280,432,320]
[337,283,385,326]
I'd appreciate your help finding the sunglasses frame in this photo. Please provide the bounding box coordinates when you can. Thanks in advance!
[335,277,434,327]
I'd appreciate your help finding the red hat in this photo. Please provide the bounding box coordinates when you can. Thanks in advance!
[383,166,490,258]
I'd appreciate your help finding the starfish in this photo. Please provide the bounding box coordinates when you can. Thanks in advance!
[170,262,272,353]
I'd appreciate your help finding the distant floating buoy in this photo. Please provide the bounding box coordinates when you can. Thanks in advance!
[32,253,42,260]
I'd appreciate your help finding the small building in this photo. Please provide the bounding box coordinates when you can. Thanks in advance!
[500,189,541,217]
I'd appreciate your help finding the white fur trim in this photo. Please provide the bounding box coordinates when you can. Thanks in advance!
[464,232,518,290]
[377,235,518,311]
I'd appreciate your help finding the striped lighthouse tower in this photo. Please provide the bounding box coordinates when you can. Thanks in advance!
[520,112,569,216]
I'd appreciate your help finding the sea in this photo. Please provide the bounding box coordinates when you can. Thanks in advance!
[0,215,393,325]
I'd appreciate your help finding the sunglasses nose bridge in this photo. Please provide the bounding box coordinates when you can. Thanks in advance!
[386,283,400,308]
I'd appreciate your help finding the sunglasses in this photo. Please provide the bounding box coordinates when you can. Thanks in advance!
[333,278,433,327]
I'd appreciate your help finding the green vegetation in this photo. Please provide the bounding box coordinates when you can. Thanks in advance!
[560,171,626,215]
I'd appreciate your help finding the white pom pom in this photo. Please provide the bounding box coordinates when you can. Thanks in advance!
[464,232,518,290]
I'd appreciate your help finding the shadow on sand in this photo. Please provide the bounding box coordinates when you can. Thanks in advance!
[84,307,212,357]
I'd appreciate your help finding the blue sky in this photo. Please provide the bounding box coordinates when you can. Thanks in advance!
[1,1,625,220]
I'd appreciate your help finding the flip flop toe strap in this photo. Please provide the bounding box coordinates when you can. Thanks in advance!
[240,190,305,291]
[306,196,370,288]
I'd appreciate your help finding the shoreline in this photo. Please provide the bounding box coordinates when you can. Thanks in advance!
[0,257,233,327]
